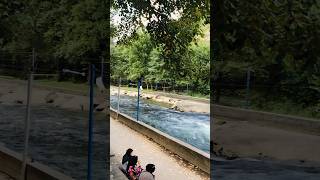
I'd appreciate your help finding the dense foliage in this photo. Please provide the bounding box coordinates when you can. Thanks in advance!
[111,29,210,94]
[113,0,210,79]
[213,0,320,117]
[0,0,109,70]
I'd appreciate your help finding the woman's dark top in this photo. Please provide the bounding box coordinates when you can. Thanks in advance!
[122,154,131,164]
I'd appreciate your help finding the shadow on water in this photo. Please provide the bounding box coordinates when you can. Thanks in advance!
[110,95,210,153]
[0,104,107,180]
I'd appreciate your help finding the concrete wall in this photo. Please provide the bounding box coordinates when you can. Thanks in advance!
[0,146,73,180]
[212,104,320,134]
[110,108,210,174]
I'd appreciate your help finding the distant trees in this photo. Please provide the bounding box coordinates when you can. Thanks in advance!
[0,0,109,65]
[112,0,210,94]
[111,30,210,94]
[113,0,210,80]
[214,0,320,109]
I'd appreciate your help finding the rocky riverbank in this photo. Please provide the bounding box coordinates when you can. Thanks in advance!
[110,86,209,114]
[0,79,107,112]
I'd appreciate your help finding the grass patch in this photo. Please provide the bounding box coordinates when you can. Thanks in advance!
[34,79,89,93]
[218,95,320,119]
[0,75,18,80]
[251,100,320,119]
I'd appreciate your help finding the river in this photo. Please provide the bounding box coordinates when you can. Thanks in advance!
[0,104,108,180]
[110,95,210,153]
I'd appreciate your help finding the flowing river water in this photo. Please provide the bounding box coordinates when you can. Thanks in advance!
[110,95,210,153]
[0,104,108,180]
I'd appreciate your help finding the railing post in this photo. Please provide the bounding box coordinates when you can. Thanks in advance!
[245,69,251,109]
[20,48,35,180]
[136,79,141,121]
[117,77,121,118]
[87,64,95,180]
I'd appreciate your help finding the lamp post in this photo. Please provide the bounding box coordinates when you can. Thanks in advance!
[136,78,141,121]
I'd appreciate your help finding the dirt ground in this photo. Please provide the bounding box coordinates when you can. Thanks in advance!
[0,79,106,112]
[213,118,320,165]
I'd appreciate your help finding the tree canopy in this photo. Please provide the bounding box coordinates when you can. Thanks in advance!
[0,0,109,63]
[111,28,210,94]
[113,0,210,77]
[212,0,320,117]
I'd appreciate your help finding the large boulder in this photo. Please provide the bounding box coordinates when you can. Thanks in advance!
[15,100,23,104]
[173,100,209,113]
[45,92,58,103]
[170,102,184,112]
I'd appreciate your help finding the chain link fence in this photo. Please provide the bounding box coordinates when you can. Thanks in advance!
[110,77,209,99]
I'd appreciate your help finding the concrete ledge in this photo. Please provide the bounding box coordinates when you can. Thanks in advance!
[0,145,73,180]
[110,108,210,174]
[212,104,320,134]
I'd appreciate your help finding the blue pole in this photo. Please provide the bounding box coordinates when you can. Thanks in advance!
[246,69,251,109]
[136,79,140,121]
[87,64,95,180]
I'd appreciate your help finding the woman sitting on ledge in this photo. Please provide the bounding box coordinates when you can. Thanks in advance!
[122,148,133,170]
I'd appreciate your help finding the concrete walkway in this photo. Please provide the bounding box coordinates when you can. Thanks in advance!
[110,118,209,180]
[214,119,320,163]
[110,155,128,180]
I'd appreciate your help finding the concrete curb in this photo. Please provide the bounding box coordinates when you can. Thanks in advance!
[0,145,74,180]
[212,104,320,134]
[110,108,210,174]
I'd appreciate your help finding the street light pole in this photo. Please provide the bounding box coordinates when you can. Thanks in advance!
[87,64,95,180]
[20,48,35,180]
[245,69,251,109]
[117,77,121,118]
[136,79,141,121]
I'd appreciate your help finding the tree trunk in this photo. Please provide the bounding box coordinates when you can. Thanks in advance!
[214,72,222,103]
[172,81,175,93]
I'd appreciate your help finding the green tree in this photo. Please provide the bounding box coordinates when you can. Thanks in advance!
[113,0,210,79]
[125,31,153,81]
[214,0,320,107]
